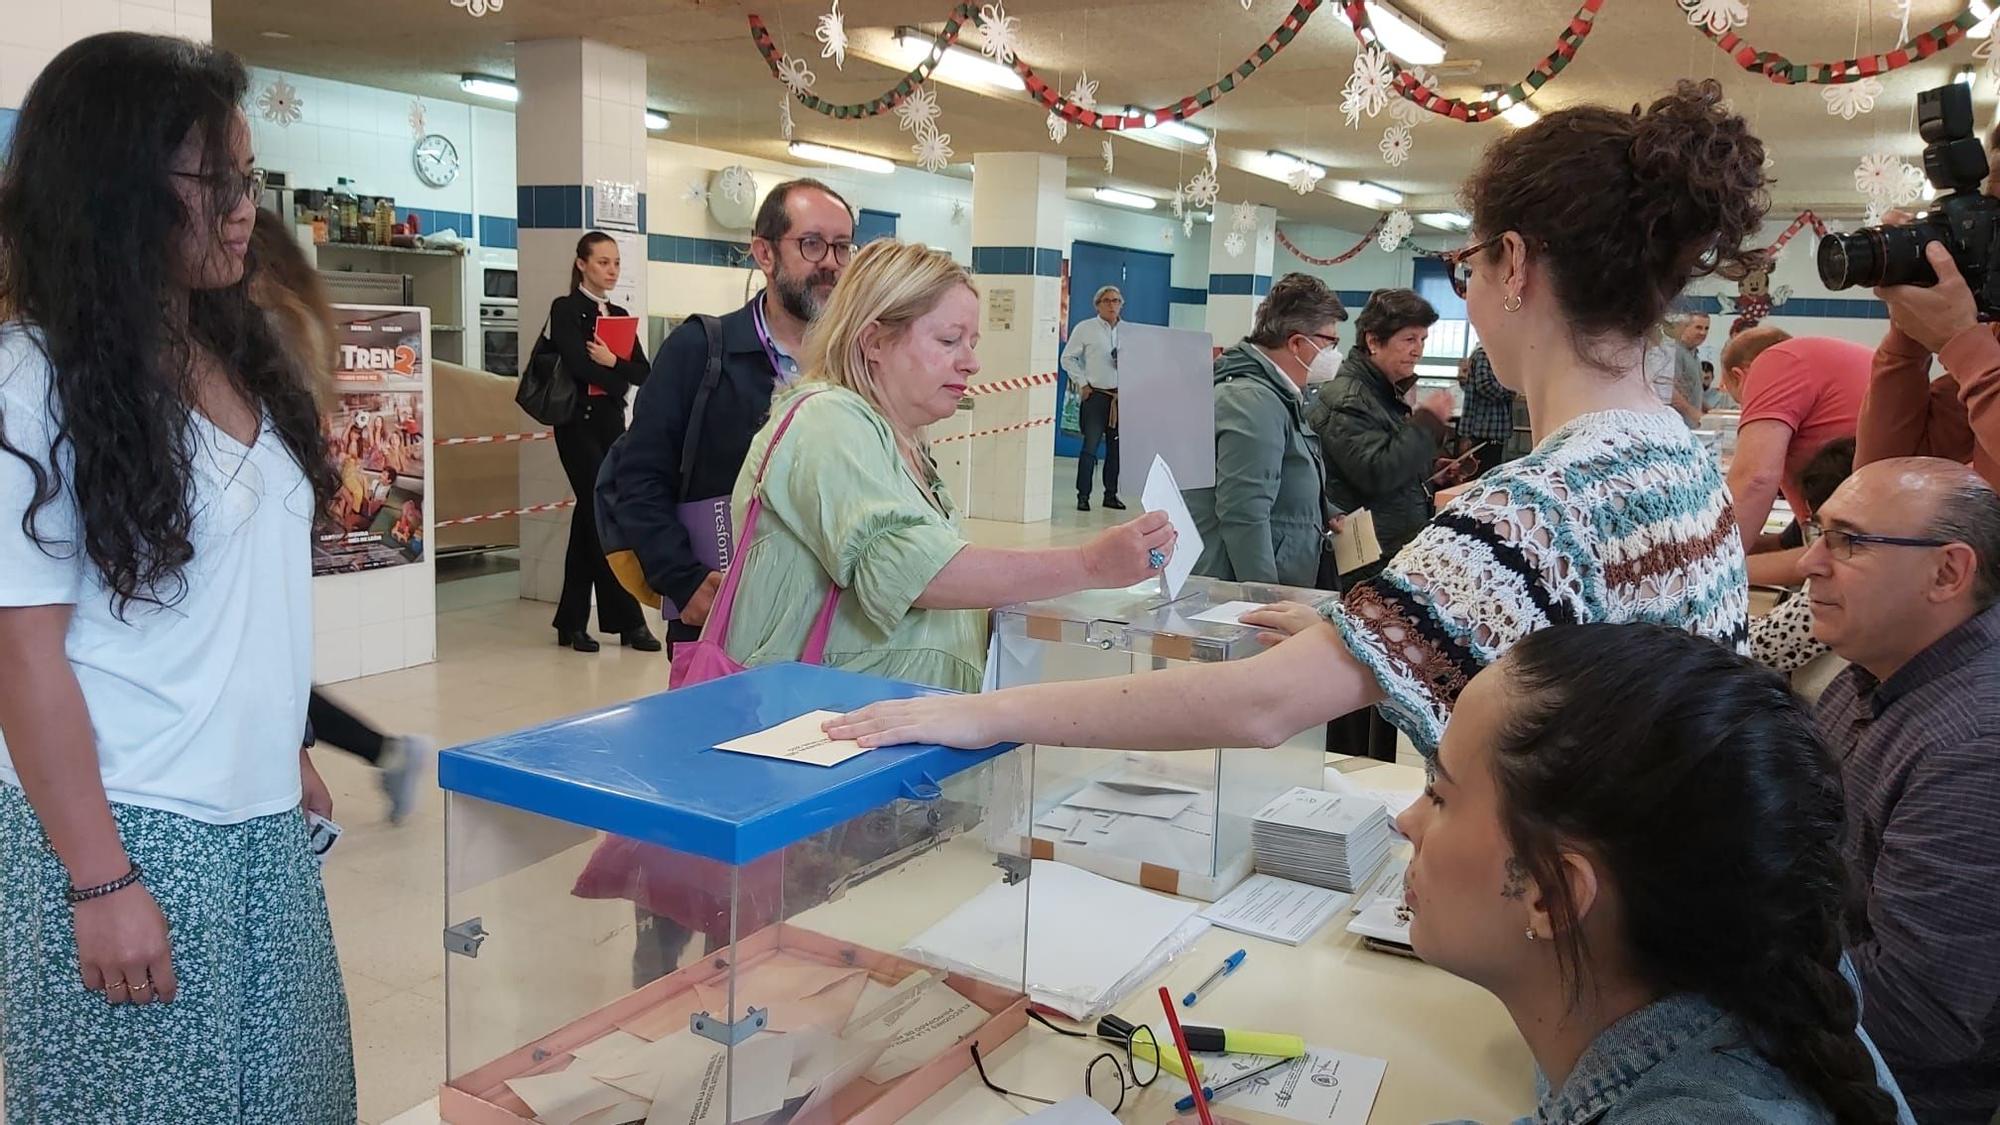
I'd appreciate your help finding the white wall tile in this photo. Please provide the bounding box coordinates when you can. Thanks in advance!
[117,3,177,35]
[314,570,363,636]
[358,627,407,678]
[3,2,62,50]
[174,12,209,41]
[315,625,363,685]
[402,614,437,668]
[59,0,120,42]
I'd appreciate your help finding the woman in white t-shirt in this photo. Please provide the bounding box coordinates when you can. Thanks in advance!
[0,35,354,1120]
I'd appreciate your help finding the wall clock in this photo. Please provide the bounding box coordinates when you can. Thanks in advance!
[413,133,460,188]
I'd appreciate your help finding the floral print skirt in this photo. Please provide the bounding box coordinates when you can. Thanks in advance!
[0,782,355,1124]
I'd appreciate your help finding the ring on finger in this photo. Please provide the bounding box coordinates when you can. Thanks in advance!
[1147,548,1166,569]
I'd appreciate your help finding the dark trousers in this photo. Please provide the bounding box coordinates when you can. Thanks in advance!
[553,396,645,635]
[1076,390,1120,499]
[633,907,709,988]
[307,690,384,765]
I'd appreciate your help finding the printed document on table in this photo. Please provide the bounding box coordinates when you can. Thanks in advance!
[1201,873,1351,946]
[1207,1045,1387,1124]
[713,710,868,767]
[1141,454,1203,599]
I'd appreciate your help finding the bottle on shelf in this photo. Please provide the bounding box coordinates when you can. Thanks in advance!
[334,178,360,244]
[373,199,394,246]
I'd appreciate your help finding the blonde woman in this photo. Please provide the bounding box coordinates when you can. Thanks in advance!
[718,239,1176,691]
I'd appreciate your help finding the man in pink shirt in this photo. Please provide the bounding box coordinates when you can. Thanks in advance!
[1719,327,1870,586]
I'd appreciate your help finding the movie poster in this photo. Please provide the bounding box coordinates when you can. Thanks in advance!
[314,305,428,576]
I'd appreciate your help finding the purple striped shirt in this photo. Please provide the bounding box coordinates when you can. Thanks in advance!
[1816,603,2000,1125]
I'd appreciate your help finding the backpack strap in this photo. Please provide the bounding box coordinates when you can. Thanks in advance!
[677,313,727,498]
[697,389,835,646]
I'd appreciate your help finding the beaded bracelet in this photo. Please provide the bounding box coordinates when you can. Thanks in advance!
[67,862,143,905]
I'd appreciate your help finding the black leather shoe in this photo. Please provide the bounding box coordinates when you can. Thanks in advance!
[1077,497,1091,512]
[1103,495,1127,510]
[622,628,662,652]
[557,629,601,653]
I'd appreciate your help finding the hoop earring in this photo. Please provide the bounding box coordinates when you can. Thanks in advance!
[1503,294,1523,313]
[1524,926,1539,942]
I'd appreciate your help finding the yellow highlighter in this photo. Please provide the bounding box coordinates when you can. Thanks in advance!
[1182,1024,1307,1059]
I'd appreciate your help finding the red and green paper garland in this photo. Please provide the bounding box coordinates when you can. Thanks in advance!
[1276,218,1389,266]
[1762,210,1831,255]
[1340,0,1604,124]
[1699,9,1979,84]
[748,0,1327,126]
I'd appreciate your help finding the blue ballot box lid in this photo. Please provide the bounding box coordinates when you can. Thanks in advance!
[437,662,1018,864]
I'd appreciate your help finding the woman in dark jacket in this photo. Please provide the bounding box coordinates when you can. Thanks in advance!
[547,231,658,652]
[1307,288,1452,564]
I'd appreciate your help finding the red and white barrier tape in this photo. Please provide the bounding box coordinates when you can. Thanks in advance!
[964,371,1058,395]
[436,499,575,527]
[433,431,553,446]
[934,416,1055,445]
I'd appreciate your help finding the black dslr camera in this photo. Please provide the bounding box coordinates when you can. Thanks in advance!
[1819,82,2000,317]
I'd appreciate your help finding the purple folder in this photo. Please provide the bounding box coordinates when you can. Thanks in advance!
[662,496,735,620]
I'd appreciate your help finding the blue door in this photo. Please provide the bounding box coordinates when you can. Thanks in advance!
[856,208,899,245]
[1059,241,1173,456]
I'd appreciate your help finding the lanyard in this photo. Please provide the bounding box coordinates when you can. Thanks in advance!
[750,296,789,378]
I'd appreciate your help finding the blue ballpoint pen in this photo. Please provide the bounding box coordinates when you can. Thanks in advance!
[1175,1056,1291,1112]
[1183,948,1247,1008]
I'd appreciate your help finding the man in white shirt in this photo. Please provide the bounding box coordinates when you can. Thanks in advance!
[1062,285,1127,512]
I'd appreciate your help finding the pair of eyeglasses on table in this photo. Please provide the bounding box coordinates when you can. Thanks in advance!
[969,1011,1161,1115]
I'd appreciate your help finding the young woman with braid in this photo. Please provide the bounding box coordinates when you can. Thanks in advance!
[1412,624,1910,1125]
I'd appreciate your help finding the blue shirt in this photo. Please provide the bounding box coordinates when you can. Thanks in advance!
[1434,992,1913,1125]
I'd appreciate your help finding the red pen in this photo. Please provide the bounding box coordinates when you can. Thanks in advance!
[1158,986,1215,1125]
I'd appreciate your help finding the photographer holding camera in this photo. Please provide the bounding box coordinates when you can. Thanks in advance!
[1821,84,2000,488]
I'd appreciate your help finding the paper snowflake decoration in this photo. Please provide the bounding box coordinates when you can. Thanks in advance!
[1184,167,1220,210]
[1161,227,1176,248]
[1893,0,1913,45]
[682,180,708,204]
[1102,139,1114,174]
[816,0,848,69]
[894,85,940,135]
[1978,37,2000,91]
[1170,184,1186,220]
[1379,210,1413,253]
[1388,66,1438,128]
[256,78,303,128]
[1864,200,1888,226]
[717,165,757,206]
[1184,211,1197,237]
[777,55,817,96]
[1067,72,1100,113]
[451,0,502,16]
[913,126,954,173]
[408,99,427,140]
[1823,78,1883,121]
[1342,47,1395,129]
[1231,202,1259,235]
[1854,153,1900,199]
[978,2,1022,67]
[949,200,968,226]
[1047,111,1068,144]
[1287,162,1324,195]
[1380,124,1414,167]
[1679,0,1747,34]
[1893,161,1927,207]
[1224,230,1248,258]
[1205,136,1219,176]
[779,95,796,142]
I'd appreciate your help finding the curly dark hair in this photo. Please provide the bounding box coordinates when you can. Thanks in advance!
[1246,273,1347,349]
[1495,624,1897,1125]
[1354,288,1438,352]
[1465,79,1769,368]
[0,33,336,616]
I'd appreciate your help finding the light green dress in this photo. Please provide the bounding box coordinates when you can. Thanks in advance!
[722,384,987,692]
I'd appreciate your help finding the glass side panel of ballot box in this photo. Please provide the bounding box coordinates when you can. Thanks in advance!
[988,575,1331,902]
[436,663,1034,1125]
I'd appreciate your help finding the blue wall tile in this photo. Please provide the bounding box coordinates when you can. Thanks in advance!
[972,246,1063,277]
[479,215,518,249]
[1209,274,1257,296]
[1170,286,1208,306]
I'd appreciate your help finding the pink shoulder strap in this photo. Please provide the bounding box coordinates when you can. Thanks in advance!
[700,390,843,654]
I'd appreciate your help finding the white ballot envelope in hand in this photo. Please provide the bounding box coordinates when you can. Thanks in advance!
[1141,454,1203,599]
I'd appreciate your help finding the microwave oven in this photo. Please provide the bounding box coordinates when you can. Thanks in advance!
[481,266,517,304]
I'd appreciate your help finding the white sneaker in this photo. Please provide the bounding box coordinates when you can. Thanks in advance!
[378,735,435,825]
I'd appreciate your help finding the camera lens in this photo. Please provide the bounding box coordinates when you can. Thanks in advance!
[1817,225,1943,291]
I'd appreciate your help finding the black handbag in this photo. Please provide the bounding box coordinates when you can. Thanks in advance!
[515,317,579,427]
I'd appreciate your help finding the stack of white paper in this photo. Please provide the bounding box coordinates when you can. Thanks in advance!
[1251,787,1394,893]
[1347,854,1415,955]
[1033,774,1216,872]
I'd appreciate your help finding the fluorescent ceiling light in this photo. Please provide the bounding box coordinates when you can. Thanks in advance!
[1119,106,1209,147]
[644,110,671,131]
[1501,102,1541,128]
[459,75,518,103]
[892,29,1025,91]
[789,141,895,175]
[1335,0,1447,66]
[1418,212,1471,231]
[1972,0,1997,38]
[1332,180,1404,208]
[1261,150,1328,184]
[1092,187,1158,211]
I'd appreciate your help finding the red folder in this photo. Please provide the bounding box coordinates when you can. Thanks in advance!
[594,315,639,361]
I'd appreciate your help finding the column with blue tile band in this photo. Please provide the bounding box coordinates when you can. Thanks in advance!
[1207,203,1277,344]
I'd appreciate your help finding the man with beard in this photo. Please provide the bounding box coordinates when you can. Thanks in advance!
[600,178,854,985]
[612,178,854,654]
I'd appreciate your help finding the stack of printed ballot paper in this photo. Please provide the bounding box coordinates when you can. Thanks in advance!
[1251,787,1394,893]
[1032,769,1215,871]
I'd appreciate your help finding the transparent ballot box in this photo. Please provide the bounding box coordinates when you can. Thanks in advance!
[437,663,1033,1125]
[989,575,1330,901]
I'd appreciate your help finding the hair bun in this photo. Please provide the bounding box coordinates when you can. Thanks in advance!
[1627,78,1770,283]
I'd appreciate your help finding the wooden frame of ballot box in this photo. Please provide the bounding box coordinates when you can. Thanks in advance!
[440,922,1029,1124]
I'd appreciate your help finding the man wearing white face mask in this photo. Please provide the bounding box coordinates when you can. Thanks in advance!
[1184,274,1348,587]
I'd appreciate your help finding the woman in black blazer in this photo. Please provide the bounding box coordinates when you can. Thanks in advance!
[546,231,659,652]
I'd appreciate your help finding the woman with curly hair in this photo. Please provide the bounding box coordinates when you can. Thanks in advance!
[0,33,354,1121]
